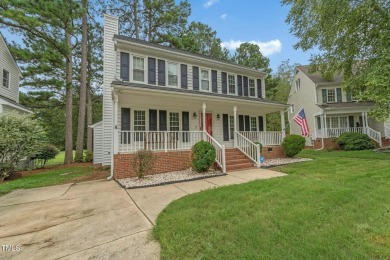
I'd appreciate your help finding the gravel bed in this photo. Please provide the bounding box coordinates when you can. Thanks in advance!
[118,169,223,189]
[261,157,312,167]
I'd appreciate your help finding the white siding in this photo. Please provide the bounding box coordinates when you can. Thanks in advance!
[102,15,119,165]
[0,34,20,103]
[93,123,103,164]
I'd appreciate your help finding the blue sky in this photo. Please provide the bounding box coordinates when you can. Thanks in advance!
[188,0,315,72]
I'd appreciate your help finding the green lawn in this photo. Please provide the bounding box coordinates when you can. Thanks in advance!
[45,151,69,166]
[0,165,95,196]
[153,150,390,259]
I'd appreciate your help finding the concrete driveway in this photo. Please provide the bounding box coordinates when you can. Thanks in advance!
[0,168,285,260]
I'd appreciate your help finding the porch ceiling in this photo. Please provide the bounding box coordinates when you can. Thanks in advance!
[112,83,288,114]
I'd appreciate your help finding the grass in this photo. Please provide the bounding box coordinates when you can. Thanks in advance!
[153,150,390,259]
[0,165,98,196]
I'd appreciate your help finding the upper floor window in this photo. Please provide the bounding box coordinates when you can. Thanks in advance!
[201,69,209,91]
[133,56,144,82]
[3,69,9,88]
[168,62,179,87]
[249,78,256,97]
[228,74,235,94]
[295,78,300,92]
[327,89,336,102]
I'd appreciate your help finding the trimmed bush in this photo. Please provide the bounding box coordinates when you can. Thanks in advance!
[31,145,59,169]
[84,150,93,162]
[132,150,156,178]
[192,141,216,173]
[282,134,306,157]
[337,132,375,151]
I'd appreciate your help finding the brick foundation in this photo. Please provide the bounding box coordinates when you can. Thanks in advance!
[382,137,390,147]
[262,146,286,159]
[313,138,341,150]
[114,151,192,179]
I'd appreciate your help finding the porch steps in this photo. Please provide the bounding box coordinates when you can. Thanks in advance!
[225,148,255,171]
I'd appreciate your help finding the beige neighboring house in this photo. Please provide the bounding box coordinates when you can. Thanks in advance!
[288,65,390,148]
[92,15,289,179]
[0,32,30,114]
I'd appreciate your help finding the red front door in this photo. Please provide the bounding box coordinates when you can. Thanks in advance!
[201,113,213,136]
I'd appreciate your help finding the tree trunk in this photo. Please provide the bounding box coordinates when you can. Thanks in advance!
[86,80,93,151]
[133,0,139,39]
[64,29,73,165]
[75,0,88,162]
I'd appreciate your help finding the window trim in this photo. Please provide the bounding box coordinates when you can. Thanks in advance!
[326,88,336,103]
[229,115,235,140]
[295,78,300,92]
[325,116,349,129]
[250,116,257,131]
[2,69,10,89]
[199,68,211,92]
[166,61,180,87]
[131,55,146,83]
[227,74,236,95]
[248,78,256,97]
[168,111,180,131]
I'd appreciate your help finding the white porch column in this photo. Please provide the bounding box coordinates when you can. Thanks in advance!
[233,106,237,147]
[365,112,369,129]
[280,110,286,139]
[113,94,119,154]
[202,103,206,132]
[323,114,327,138]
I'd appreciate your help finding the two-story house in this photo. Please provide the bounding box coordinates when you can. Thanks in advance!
[288,65,390,148]
[0,32,30,114]
[93,15,289,179]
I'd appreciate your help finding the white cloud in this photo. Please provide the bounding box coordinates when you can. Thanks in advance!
[203,0,219,9]
[221,14,227,20]
[221,39,282,56]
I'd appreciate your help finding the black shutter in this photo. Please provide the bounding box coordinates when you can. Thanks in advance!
[322,89,327,103]
[237,75,243,96]
[346,93,352,102]
[257,79,262,98]
[181,64,188,89]
[120,52,129,81]
[336,88,342,102]
[159,110,167,131]
[211,70,218,93]
[121,108,131,130]
[317,117,322,129]
[243,76,249,96]
[221,72,227,94]
[222,114,229,141]
[238,115,244,131]
[193,66,199,90]
[149,109,157,131]
[158,59,165,86]
[348,116,354,127]
[148,58,156,84]
[244,115,250,131]
[182,111,189,142]
[258,116,264,131]
[359,116,363,127]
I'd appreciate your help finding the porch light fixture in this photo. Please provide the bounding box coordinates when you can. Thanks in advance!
[193,112,197,119]
[217,114,221,120]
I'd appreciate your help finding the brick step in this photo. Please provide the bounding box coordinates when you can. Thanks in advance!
[226,163,255,171]
[226,154,248,160]
[226,158,253,165]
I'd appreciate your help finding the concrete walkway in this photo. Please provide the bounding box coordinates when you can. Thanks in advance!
[0,168,285,260]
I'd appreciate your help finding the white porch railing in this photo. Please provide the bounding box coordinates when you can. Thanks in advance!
[236,131,260,168]
[385,126,390,139]
[203,131,226,173]
[316,127,382,146]
[119,131,203,152]
[240,131,283,146]
[367,127,382,147]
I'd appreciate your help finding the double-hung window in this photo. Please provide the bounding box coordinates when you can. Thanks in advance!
[169,112,180,131]
[201,69,209,91]
[229,115,235,140]
[168,62,179,86]
[250,117,257,131]
[133,56,145,82]
[249,78,256,97]
[327,89,336,103]
[228,74,235,94]
[134,110,145,140]
[3,69,9,88]
[339,116,348,128]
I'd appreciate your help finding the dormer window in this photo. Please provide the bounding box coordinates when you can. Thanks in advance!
[2,69,9,88]
[133,56,145,82]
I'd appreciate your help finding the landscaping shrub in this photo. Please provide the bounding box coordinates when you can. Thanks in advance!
[337,132,375,151]
[282,134,306,157]
[192,141,216,173]
[31,145,59,169]
[0,114,47,182]
[132,150,156,178]
[84,150,93,162]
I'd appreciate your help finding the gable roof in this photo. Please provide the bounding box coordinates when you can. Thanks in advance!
[296,65,343,85]
[113,35,268,77]
[0,32,23,78]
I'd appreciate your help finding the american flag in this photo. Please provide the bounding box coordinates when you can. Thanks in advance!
[293,108,310,136]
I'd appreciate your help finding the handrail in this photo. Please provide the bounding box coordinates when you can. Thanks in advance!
[367,127,382,147]
[236,131,260,168]
[203,131,226,173]
[385,126,390,139]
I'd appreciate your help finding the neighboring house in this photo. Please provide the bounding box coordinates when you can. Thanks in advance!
[93,15,289,179]
[288,65,390,148]
[0,32,30,114]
